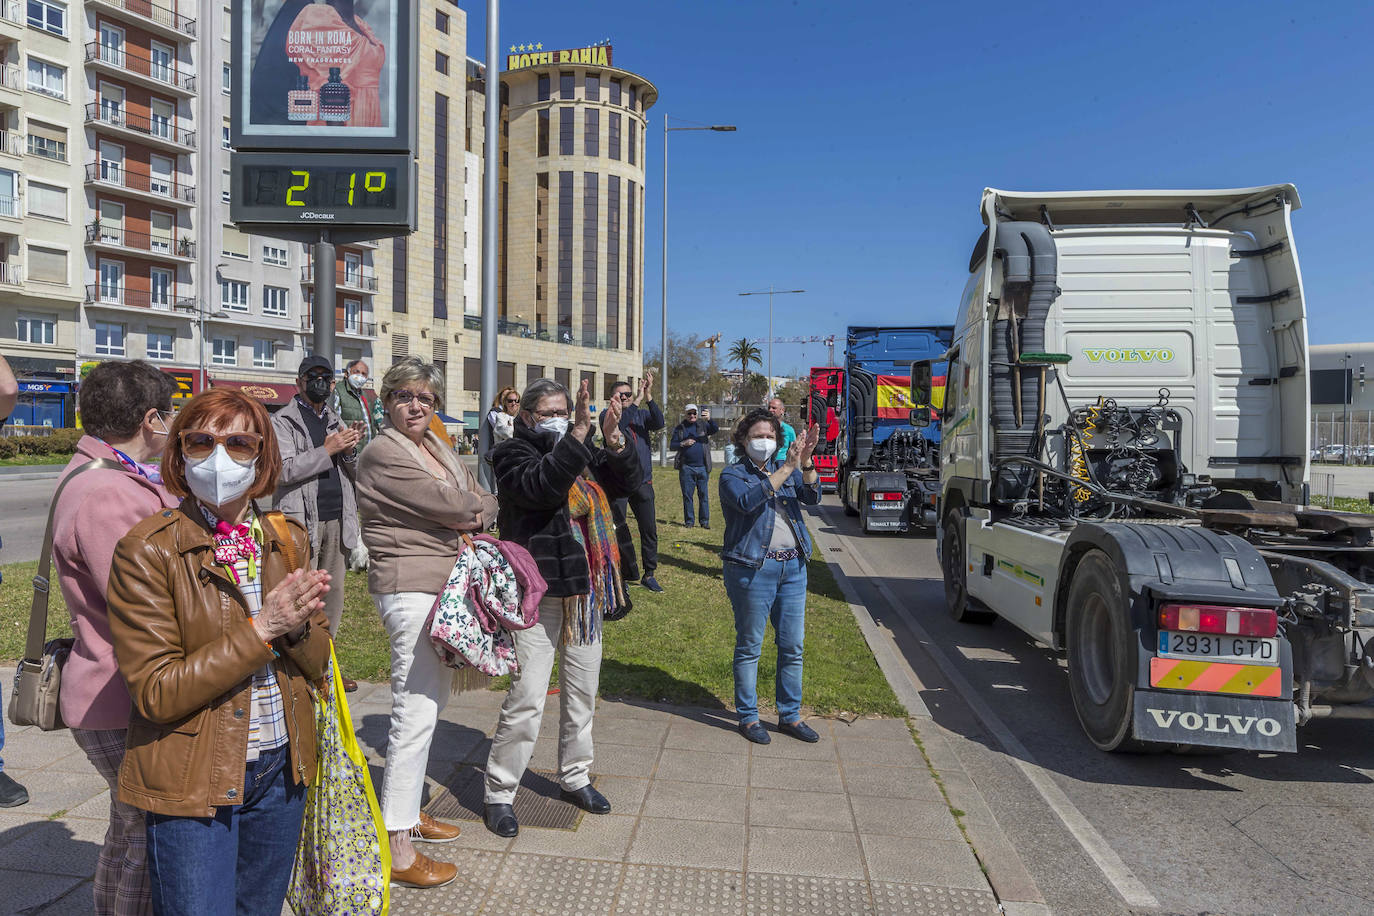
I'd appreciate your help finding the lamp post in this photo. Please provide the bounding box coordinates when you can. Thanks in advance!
[660,117,736,466]
[196,296,229,392]
[477,0,500,490]
[738,287,805,399]
[1343,352,1353,466]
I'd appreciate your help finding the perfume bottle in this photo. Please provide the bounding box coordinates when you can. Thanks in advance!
[318,67,351,125]
[286,76,317,122]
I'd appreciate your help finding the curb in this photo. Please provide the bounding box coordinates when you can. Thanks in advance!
[0,467,64,481]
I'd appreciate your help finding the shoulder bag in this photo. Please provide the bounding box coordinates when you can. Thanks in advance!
[9,458,124,730]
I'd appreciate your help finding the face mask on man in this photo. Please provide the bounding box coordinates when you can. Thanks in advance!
[746,438,777,464]
[348,373,367,389]
[185,445,257,507]
[536,417,569,441]
[304,376,332,404]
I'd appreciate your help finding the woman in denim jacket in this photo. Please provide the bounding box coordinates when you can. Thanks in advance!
[719,408,822,745]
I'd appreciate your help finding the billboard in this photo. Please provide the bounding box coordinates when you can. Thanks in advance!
[231,0,417,152]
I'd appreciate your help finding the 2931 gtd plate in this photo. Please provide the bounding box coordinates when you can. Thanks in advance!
[1158,631,1278,664]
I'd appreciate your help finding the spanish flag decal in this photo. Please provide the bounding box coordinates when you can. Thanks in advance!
[876,375,945,419]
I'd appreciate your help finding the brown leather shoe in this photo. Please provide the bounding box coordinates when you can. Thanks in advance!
[410,811,461,843]
[341,676,358,693]
[390,851,457,888]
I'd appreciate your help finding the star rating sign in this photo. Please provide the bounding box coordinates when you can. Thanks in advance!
[509,45,516,53]
[535,42,543,50]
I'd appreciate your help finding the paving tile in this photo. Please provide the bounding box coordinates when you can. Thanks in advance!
[848,795,964,842]
[595,699,672,721]
[591,715,670,748]
[0,818,105,877]
[842,765,944,802]
[836,737,925,769]
[595,775,651,817]
[422,817,515,853]
[481,852,623,916]
[590,742,663,778]
[0,869,86,916]
[390,848,505,916]
[750,729,840,762]
[743,872,874,916]
[1,733,87,771]
[748,757,844,794]
[830,717,913,742]
[747,788,853,832]
[0,811,45,851]
[747,827,866,880]
[860,835,989,891]
[643,778,747,824]
[869,882,999,915]
[663,719,749,754]
[507,811,635,861]
[627,817,747,870]
[615,864,746,916]
[6,772,111,819]
[962,820,1044,905]
[655,748,748,787]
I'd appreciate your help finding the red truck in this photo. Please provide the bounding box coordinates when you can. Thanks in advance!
[806,366,844,492]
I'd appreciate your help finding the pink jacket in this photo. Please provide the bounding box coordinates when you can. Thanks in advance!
[53,437,178,731]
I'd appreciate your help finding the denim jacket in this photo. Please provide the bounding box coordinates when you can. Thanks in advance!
[719,458,821,568]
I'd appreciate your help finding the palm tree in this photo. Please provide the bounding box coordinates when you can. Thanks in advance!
[727,338,762,380]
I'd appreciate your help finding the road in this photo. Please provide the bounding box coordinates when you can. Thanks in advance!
[0,475,59,566]
[815,497,1374,916]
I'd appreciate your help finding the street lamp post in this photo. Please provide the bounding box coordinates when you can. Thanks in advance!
[477,0,501,490]
[1343,352,1353,466]
[660,117,736,466]
[738,287,805,399]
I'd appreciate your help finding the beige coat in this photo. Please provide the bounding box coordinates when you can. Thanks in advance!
[355,427,498,595]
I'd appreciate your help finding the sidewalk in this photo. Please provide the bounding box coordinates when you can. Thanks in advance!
[0,669,1001,915]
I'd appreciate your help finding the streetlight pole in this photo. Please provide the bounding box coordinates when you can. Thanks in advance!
[477,0,500,489]
[738,287,804,399]
[660,117,736,466]
[1343,352,1352,466]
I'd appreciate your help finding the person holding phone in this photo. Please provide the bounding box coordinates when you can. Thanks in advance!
[270,355,363,690]
[670,404,719,528]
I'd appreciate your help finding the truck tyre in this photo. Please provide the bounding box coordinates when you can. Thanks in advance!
[841,472,858,517]
[943,512,994,624]
[859,483,871,532]
[1065,551,1142,752]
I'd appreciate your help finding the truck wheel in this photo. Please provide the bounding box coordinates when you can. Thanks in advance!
[943,513,993,624]
[859,484,871,532]
[841,473,858,517]
[1065,551,1142,752]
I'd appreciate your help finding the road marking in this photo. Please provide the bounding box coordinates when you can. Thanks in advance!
[827,511,1161,910]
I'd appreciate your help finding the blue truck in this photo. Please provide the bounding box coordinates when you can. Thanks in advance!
[836,325,955,533]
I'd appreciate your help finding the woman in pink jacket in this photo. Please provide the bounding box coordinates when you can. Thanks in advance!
[53,360,179,916]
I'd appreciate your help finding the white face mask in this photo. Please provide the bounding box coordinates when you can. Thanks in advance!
[537,417,569,441]
[348,373,368,389]
[185,445,257,507]
[746,438,777,464]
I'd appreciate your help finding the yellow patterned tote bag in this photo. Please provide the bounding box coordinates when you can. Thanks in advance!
[288,644,391,916]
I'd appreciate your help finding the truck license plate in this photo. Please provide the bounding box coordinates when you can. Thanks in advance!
[1158,631,1278,664]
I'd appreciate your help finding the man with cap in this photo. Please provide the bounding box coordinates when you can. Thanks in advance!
[670,403,718,528]
[271,355,364,689]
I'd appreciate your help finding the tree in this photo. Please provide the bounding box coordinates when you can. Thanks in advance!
[727,338,762,379]
[738,372,770,407]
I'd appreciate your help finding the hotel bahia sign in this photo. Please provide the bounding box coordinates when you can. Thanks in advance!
[506,43,613,70]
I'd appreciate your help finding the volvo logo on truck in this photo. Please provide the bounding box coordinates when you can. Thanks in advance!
[1081,347,1175,364]
[1145,708,1282,737]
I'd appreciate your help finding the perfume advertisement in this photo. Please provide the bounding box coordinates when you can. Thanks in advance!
[235,0,415,150]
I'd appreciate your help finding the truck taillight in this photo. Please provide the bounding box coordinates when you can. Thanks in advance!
[1158,603,1277,638]
[870,491,905,502]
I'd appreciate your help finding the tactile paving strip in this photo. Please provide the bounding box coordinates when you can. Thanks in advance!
[480,853,624,916]
[868,882,999,915]
[389,848,505,916]
[615,864,746,915]
[744,873,876,916]
[424,765,600,830]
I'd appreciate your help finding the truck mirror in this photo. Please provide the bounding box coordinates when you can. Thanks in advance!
[909,408,931,429]
[911,361,934,410]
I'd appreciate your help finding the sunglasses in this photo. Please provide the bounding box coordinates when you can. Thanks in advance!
[503,397,520,404]
[180,429,264,462]
[391,389,437,409]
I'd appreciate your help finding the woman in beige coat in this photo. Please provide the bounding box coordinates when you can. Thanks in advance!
[354,357,498,889]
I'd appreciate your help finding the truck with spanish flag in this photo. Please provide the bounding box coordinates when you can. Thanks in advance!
[914,185,1374,754]
[835,325,953,533]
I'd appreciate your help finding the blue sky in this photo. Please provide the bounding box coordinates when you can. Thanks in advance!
[466,1,1373,375]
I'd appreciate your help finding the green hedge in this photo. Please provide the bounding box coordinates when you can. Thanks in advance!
[0,428,82,459]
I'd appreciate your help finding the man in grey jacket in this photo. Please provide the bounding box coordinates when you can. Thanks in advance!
[272,354,363,689]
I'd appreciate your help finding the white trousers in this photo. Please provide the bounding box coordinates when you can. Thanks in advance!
[484,596,603,804]
[375,591,453,831]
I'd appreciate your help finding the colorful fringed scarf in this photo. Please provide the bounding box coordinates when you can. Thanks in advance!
[564,476,624,646]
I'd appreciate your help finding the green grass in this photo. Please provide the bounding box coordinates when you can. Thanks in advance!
[1329,496,1373,514]
[0,454,73,467]
[0,467,904,717]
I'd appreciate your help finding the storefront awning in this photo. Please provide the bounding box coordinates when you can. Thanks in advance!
[208,379,298,406]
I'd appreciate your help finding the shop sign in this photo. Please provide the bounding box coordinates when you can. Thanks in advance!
[506,43,612,70]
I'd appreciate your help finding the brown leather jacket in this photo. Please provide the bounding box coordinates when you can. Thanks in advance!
[106,501,332,816]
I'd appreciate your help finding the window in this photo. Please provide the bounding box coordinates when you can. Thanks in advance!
[221,169,231,203]
[608,112,621,160]
[537,74,549,101]
[26,122,66,162]
[435,9,448,32]
[26,182,66,221]
[609,79,621,105]
[537,109,549,157]
[262,285,288,316]
[525,364,544,388]
[554,367,571,390]
[150,267,172,308]
[559,71,574,99]
[149,100,173,140]
[221,225,249,259]
[220,279,249,310]
[17,314,55,345]
[26,57,65,99]
[98,260,124,301]
[27,0,65,36]
[262,245,287,267]
[584,109,599,157]
[149,211,174,253]
[462,358,480,391]
[628,119,636,165]
[94,321,126,356]
[26,246,66,284]
[343,297,361,331]
[253,339,274,368]
[435,51,448,74]
[147,329,173,360]
[222,63,231,92]
[629,85,638,110]
[222,123,231,150]
[149,155,173,195]
[150,43,173,83]
[211,337,237,366]
[585,73,600,101]
[559,107,573,155]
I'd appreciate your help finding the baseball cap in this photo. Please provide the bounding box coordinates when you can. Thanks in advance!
[684,403,698,413]
[297,355,333,378]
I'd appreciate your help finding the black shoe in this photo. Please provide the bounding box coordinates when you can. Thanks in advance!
[700,522,710,530]
[641,575,663,593]
[683,521,695,528]
[0,772,29,808]
[739,721,771,745]
[483,802,518,837]
[559,784,611,815]
[778,719,820,743]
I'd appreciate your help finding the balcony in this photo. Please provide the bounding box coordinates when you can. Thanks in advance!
[0,129,20,158]
[85,103,196,151]
[86,222,196,261]
[0,0,20,28]
[300,266,379,292]
[84,42,196,95]
[0,260,19,286]
[0,194,17,221]
[86,162,195,206]
[84,284,195,311]
[459,316,622,350]
[300,314,379,338]
[0,64,18,93]
[85,0,195,40]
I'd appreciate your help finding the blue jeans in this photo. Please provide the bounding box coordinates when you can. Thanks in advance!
[0,691,7,771]
[145,744,306,916]
[723,556,807,724]
[679,465,710,525]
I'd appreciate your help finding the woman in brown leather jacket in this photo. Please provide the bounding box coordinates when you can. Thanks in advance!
[107,389,333,916]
